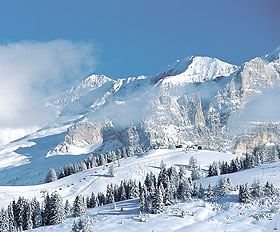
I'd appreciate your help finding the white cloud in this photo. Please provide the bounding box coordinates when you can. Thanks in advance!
[0,40,96,142]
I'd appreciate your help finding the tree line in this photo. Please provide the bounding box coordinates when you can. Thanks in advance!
[208,143,280,177]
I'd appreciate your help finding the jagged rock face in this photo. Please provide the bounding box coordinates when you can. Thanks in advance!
[47,121,103,156]
[47,50,280,156]
[232,122,280,154]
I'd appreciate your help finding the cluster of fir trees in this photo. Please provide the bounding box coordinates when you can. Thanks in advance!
[208,144,280,177]
[45,146,134,183]
[72,179,141,217]
[0,192,65,232]
[238,180,277,203]
[139,165,235,214]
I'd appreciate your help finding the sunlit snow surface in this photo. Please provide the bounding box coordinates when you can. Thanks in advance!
[1,148,280,231]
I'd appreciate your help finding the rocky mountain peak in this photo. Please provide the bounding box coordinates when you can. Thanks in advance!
[152,56,239,86]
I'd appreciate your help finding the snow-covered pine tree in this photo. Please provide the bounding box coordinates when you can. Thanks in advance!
[42,193,51,226]
[14,197,27,229]
[31,199,42,228]
[58,168,65,179]
[108,164,116,177]
[151,184,164,214]
[217,178,228,197]
[198,183,205,199]
[191,166,202,181]
[178,166,188,184]
[65,199,71,215]
[238,183,252,203]
[265,181,276,197]
[226,177,234,191]
[207,183,214,201]
[251,179,263,198]
[118,183,127,201]
[23,203,33,230]
[139,184,147,212]
[128,180,139,199]
[192,183,199,197]
[167,166,178,196]
[158,167,169,188]
[49,192,65,225]
[106,184,115,204]
[163,182,173,206]
[72,220,79,232]
[7,204,15,232]
[45,168,57,183]
[177,181,187,201]
[72,216,92,232]
[73,195,86,217]
[88,193,96,209]
[0,208,9,232]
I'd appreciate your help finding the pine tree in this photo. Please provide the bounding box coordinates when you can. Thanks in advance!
[217,178,228,197]
[198,183,205,199]
[31,199,42,228]
[118,183,127,201]
[251,179,263,198]
[42,193,51,225]
[23,203,33,230]
[167,166,178,197]
[151,185,164,214]
[88,193,96,209]
[226,177,234,191]
[106,184,115,204]
[139,185,147,212]
[128,180,139,199]
[58,168,65,179]
[7,204,15,232]
[238,183,252,203]
[265,182,276,197]
[192,183,199,197]
[178,166,188,183]
[207,183,214,201]
[72,220,79,232]
[191,166,202,181]
[73,195,86,217]
[45,168,57,183]
[0,208,9,232]
[72,216,92,232]
[14,197,27,229]
[163,182,173,206]
[65,199,71,215]
[108,164,116,177]
[49,192,65,225]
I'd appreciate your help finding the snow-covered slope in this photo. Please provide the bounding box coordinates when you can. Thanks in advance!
[4,149,280,232]
[0,149,236,207]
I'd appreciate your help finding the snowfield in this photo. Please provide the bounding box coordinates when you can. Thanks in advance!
[1,149,280,231]
[0,149,236,208]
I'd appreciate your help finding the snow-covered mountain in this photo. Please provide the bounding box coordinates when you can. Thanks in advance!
[1,49,280,186]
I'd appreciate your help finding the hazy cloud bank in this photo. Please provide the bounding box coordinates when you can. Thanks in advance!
[0,40,95,128]
[0,40,96,144]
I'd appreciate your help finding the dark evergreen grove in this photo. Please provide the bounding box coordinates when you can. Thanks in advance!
[207,144,280,177]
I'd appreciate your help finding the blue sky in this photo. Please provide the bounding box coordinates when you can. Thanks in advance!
[0,0,279,78]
